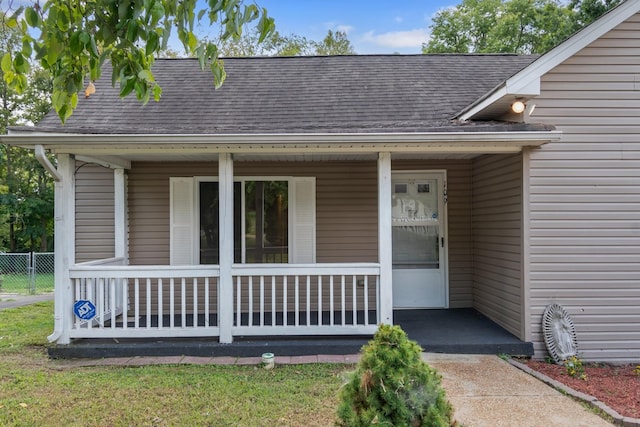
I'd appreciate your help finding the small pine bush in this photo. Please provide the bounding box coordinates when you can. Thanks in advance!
[336,324,455,427]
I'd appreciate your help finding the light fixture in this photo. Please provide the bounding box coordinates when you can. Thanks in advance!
[511,99,526,114]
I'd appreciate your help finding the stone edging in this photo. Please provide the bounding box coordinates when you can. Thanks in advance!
[508,358,640,427]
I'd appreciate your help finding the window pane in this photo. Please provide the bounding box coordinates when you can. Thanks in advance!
[245,181,288,263]
[199,182,219,264]
[199,181,242,264]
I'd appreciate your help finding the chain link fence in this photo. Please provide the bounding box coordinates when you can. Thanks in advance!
[0,252,55,295]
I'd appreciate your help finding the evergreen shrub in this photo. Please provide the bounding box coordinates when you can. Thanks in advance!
[336,324,456,426]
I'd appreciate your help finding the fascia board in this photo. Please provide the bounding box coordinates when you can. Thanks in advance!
[0,131,562,156]
[459,0,640,121]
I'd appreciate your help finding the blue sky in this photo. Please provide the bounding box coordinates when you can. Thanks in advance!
[255,0,456,54]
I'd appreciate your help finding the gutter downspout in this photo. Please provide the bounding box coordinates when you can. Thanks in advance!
[34,145,62,182]
[34,145,63,342]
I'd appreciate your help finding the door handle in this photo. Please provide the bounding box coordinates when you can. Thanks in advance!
[441,237,445,248]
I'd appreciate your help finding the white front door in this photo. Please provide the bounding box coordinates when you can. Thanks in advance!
[392,171,448,308]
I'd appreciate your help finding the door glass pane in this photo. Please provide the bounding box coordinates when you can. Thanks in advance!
[392,179,438,222]
[245,181,288,263]
[392,225,439,269]
[199,181,242,264]
[391,178,440,269]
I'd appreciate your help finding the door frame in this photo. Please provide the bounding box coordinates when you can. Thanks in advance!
[391,169,449,309]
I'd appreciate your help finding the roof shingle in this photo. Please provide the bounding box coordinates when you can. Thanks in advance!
[35,54,539,134]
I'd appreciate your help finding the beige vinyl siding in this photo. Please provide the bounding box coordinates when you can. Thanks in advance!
[75,163,115,262]
[393,160,473,308]
[525,13,640,361]
[471,154,522,338]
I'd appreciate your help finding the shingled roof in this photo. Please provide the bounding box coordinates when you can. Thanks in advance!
[34,54,540,135]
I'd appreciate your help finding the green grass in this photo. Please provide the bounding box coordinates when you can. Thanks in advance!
[0,273,54,295]
[0,302,350,426]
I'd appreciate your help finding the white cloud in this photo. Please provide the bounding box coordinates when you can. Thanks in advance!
[394,16,404,23]
[335,25,354,35]
[362,29,429,49]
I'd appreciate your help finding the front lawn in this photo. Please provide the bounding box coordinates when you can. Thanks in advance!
[0,302,348,426]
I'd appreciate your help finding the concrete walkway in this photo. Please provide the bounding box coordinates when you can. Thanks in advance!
[424,354,613,427]
[0,292,53,310]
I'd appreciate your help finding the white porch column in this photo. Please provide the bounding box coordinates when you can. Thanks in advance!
[378,152,393,325]
[113,168,128,262]
[49,154,75,345]
[218,153,234,343]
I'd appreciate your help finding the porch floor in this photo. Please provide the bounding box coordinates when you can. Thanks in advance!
[48,308,533,359]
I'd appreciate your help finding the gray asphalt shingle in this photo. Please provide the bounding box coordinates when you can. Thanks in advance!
[35,54,539,134]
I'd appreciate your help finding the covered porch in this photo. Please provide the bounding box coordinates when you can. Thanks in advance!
[21,130,560,352]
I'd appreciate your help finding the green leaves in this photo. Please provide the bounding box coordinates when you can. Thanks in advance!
[3,0,274,123]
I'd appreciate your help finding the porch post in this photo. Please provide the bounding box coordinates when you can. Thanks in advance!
[218,153,234,343]
[50,154,75,345]
[378,152,393,325]
[113,168,128,262]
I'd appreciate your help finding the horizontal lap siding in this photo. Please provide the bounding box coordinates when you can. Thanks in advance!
[526,14,640,361]
[75,163,115,262]
[128,163,215,265]
[472,154,522,338]
[393,160,473,308]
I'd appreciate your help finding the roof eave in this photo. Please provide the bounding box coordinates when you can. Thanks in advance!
[457,0,640,122]
[0,130,562,157]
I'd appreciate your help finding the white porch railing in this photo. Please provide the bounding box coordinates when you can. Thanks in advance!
[69,264,221,339]
[232,264,380,336]
[67,262,380,340]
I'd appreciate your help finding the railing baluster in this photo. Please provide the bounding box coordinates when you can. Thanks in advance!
[352,275,357,326]
[295,275,300,327]
[341,275,346,326]
[98,277,105,328]
[193,278,198,328]
[236,275,241,327]
[158,278,163,329]
[260,275,264,327]
[306,275,311,326]
[181,278,186,328]
[376,275,380,324]
[248,276,253,327]
[271,276,276,327]
[74,279,80,329]
[169,278,175,329]
[364,275,369,326]
[330,275,334,326]
[283,276,288,327]
[134,278,140,329]
[122,278,128,329]
[318,275,322,326]
[205,277,210,327]
[146,278,151,329]
[87,278,93,330]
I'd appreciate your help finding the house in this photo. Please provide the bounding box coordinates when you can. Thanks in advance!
[4,1,639,362]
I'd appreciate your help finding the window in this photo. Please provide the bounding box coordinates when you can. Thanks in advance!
[170,176,315,265]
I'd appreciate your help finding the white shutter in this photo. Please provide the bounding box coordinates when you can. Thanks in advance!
[290,177,316,264]
[170,177,195,265]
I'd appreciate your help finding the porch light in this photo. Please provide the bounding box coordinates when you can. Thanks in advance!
[511,99,526,114]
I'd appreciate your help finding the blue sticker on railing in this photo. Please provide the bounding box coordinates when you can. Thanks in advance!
[73,300,96,321]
